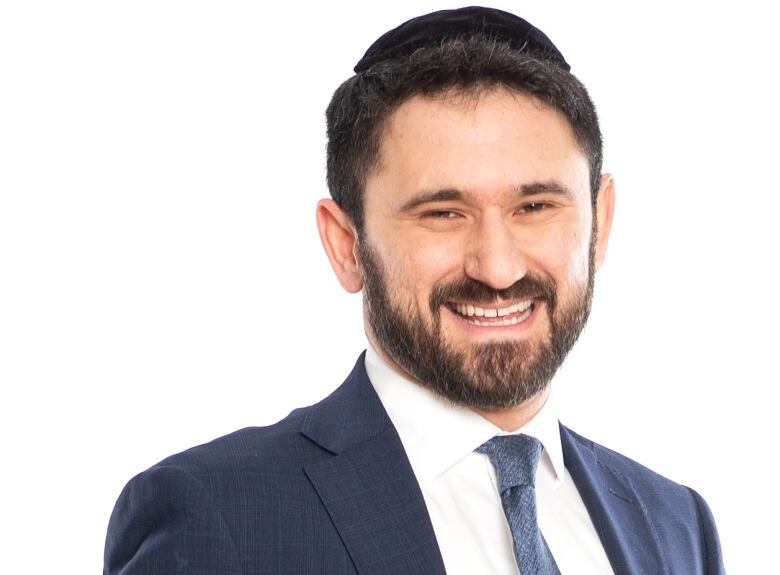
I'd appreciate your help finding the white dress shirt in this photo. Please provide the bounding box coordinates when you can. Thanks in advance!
[364,343,614,575]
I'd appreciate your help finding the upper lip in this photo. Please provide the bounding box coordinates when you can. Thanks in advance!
[447,297,539,309]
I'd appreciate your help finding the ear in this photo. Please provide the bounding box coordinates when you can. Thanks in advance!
[316,199,364,293]
[594,174,616,271]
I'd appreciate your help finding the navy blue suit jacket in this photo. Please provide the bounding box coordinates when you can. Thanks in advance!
[105,354,724,574]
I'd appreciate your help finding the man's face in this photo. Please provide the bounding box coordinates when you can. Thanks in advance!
[358,88,606,409]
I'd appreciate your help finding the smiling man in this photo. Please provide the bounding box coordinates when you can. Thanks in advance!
[338,90,601,423]
[105,7,724,575]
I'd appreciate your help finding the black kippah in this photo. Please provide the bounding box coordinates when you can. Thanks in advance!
[354,6,570,73]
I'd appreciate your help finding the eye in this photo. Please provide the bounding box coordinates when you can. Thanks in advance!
[517,202,549,214]
[422,210,463,219]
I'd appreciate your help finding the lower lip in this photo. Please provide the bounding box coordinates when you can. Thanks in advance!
[443,300,543,335]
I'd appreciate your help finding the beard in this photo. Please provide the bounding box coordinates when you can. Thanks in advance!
[358,235,595,410]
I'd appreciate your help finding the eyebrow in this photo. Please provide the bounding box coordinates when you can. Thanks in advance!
[515,181,575,199]
[398,181,575,212]
[399,188,464,212]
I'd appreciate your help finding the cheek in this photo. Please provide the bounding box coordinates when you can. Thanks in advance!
[382,239,461,303]
[527,225,592,287]
[409,241,459,272]
[410,244,460,295]
[560,232,593,295]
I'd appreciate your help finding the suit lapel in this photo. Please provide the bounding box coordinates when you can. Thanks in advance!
[561,425,668,575]
[301,354,446,575]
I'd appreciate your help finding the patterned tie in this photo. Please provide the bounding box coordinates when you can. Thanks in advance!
[476,435,561,575]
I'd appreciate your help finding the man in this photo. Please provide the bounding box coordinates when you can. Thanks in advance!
[104,7,724,574]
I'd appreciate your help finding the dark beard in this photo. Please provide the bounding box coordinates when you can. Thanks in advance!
[358,237,595,410]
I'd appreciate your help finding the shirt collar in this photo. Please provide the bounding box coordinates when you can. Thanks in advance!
[364,342,566,488]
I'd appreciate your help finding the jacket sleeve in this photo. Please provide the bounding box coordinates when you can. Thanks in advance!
[104,464,244,575]
[687,487,725,575]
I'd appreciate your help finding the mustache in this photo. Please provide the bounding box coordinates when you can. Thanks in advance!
[429,274,557,313]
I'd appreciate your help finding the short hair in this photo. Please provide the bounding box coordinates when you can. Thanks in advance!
[325,35,603,233]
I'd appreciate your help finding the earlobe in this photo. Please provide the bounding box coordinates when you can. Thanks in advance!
[316,199,364,293]
[594,174,616,271]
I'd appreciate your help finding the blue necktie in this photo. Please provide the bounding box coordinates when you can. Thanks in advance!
[477,435,561,575]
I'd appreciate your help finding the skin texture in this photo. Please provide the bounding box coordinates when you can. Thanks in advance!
[318,88,615,431]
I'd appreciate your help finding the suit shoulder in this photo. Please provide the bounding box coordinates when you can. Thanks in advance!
[563,426,717,521]
[148,405,321,478]
[563,426,725,572]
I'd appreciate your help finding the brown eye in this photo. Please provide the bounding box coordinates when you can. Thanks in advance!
[519,202,548,213]
[424,210,461,219]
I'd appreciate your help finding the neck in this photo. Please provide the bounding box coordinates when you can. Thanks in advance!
[474,387,550,432]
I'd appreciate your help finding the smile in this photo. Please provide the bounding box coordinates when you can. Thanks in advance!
[448,299,536,327]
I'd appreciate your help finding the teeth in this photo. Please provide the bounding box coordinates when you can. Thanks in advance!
[461,305,534,327]
[452,300,533,319]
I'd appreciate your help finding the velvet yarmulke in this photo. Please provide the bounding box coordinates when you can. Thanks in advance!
[354,6,570,73]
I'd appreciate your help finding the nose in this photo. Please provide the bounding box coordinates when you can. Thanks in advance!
[463,215,527,290]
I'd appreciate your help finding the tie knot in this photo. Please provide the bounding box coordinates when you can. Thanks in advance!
[476,434,543,491]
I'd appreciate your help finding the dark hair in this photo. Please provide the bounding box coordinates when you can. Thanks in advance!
[325,35,603,232]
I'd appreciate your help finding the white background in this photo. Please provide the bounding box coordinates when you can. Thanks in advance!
[1,1,777,572]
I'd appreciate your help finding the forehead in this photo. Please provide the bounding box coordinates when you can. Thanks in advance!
[368,88,590,206]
